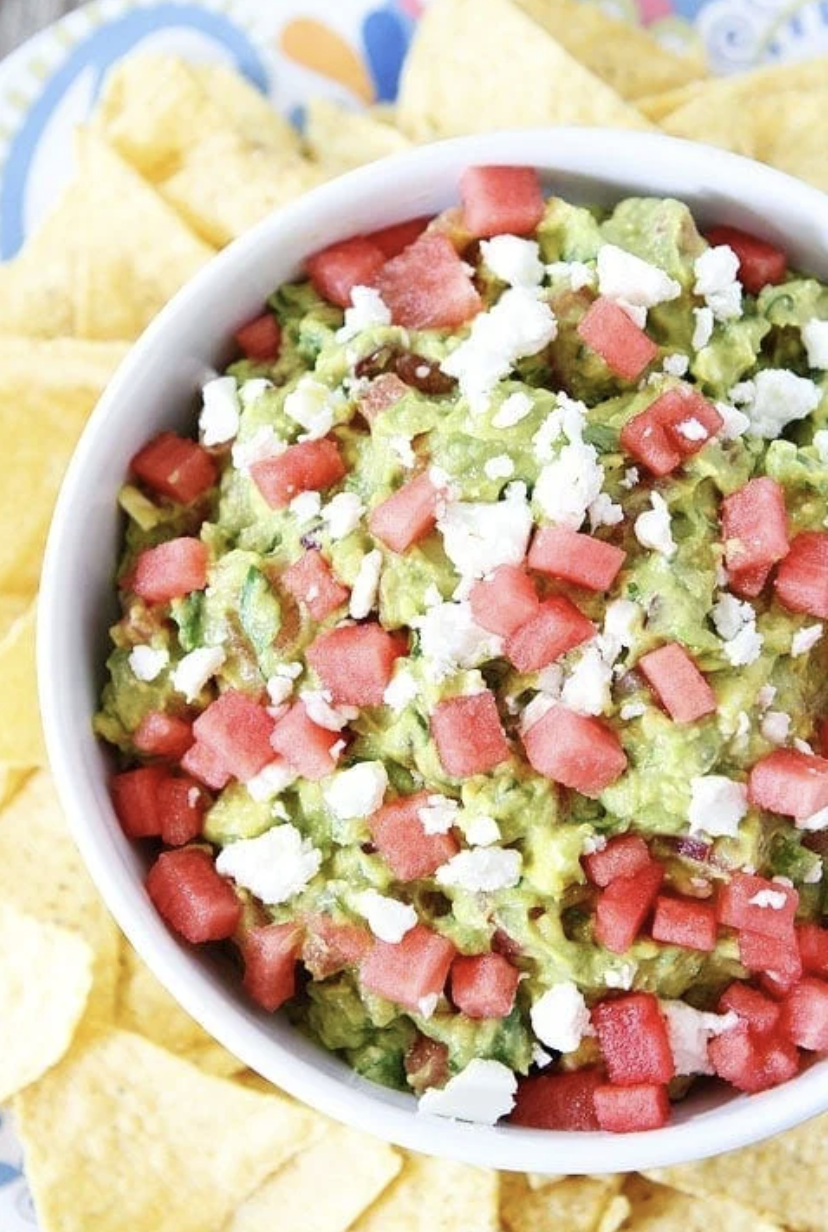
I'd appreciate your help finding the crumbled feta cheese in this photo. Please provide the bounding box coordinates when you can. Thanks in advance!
[215,824,321,905]
[246,759,298,802]
[321,492,365,541]
[521,693,556,733]
[532,1044,553,1069]
[418,994,439,1019]
[803,319,828,368]
[582,833,608,856]
[484,454,515,481]
[492,391,534,429]
[232,425,285,471]
[530,982,591,1054]
[417,600,503,680]
[748,889,788,909]
[794,738,814,755]
[561,644,613,716]
[536,663,564,697]
[601,598,641,658]
[663,353,690,378]
[620,701,646,721]
[693,246,743,322]
[597,244,681,325]
[757,683,777,712]
[481,235,544,287]
[300,690,357,732]
[634,491,676,557]
[238,377,274,408]
[688,775,748,838]
[349,549,382,620]
[418,795,460,835]
[676,417,708,442]
[128,645,168,682]
[424,583,443,608]
[199,376,240,445]
[532,392,588,459]
[418,1058,517,1125]
[265,672,294,707]
[730,369,821,439]
[336,285,391,343]
[284,377,339,441]
[715,400,750,441]
[436,847,522,892]
[546,261,595,291]
[662,1001,738,1076]
[389,435,416,469]
[323,761,388,820]
[805,861,825,883]
[692,305,715,350]
[535,439,605,530]
[604,962,637,990]
[712,593,764,667]
[464,815,501,847]
[383,666,419,712]
[619,466,639,490]
[171,646,226,702]
[761,710,791,745]
[289,490,322,524]
[588,492,624,530]
[800,806,828,832]
[438,484,532,581]
[791,624,823,657]
[355,889,417,943]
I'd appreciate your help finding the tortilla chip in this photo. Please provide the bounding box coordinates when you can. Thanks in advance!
[0,603,44,767]
[0,770,121,1020]
[351,1153,500,1231]
[0,903,93,1102]
[183,1040,247,1078]
[623,1176,784,1230]
[500,1174,624,1232]
[0,337,127,591]
[0,593,30,639]
[227,1124,401,1232]
[0,765,31,810]
[0,203,77,336]
[397,0,650,139]
[513,0,707,100]
[191,62,300,156]
[15,1026,321,1232]
[305,98,412,176]
[599,1193,632,1232]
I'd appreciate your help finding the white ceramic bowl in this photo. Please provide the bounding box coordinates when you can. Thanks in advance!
[39,129,828,1174]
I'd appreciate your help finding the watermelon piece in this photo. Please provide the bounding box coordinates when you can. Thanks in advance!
[270,701,343,781]
[621,389,723,477]
[251,439,346,510]
[359,373,409,423]
[638,643,717,723]
[431,691,510,777]
[510,1070,602,1131]
[131,432,217,505]
[306,236,386,308]
[709,1024,800,1093]
[369,790,459,881]
[111,766,166,839]
[450,952,520,1019]
[523,705,627,797]
[798,923,828,977]
[528,527,626,592]
[717,871,799,938]
[728,562,773,600]
[301,914,372,980]
[180,740,232,791]
[780,977,828,1051]
[133,538,209,604]
[739,928,803,989]
[368,472,440,553]
[594,1083,671,1133]
[282,550,349,621]
[595,861,664,954]
[719,982,781,1035]
[775,532,828,619]
[146,848,241,943]
[577,297,658,383]
[460,165,545,238]
[375,233,482,329]
[157,775,206,847]
[133,711,194,761]
[359,923,456,1010]
[705,226,787,295]
[505,596,594,673]
[192,690,275,783]
[592,992,675,1085]
[242,923,302,1012]
[368,216,431,258]
[469,565,539,636]
[235,313,282,362]
[307,623,404,707]
[721,478,789,586]
[651,895,718,952]
[583,833,651,888]
[748,748,828,821]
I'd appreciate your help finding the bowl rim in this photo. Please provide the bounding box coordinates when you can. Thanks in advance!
[38,126,828,1175]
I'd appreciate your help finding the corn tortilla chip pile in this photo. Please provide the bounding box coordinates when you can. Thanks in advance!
[0,5,825,1228]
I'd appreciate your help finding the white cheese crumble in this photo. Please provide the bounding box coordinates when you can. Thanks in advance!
[791,624,823,657]
[215,823,321,905]
[620,701,646,721]
[321,491,365,541]
[437,483,532,581]
[417,600,503,681]
[663,353,690,378]
[246,759,298,803]
[418,1058,517,1125]
[712,593,764,667]
[588,492,624,530]
[546,260,595,291]
[730,369,821,439]
[662,1001,738,1076]
[336,285,391,343]
[383,666,419,712]
[355,889,417,943]
[693,246,743,322]
[349,549,382,620]
[436,847,522,892]
[480,235,544,287]
[535,439,605,530]
[283,377,339,440]
[800,806,828,832]
[266,662,302,706]
[601,598,641,659]
[530,982,592,1055]
[803,319,828,369]
[520,693,556,734]
[761,710,791,745]
[604,962,637,990]
[757,683,777,711]
[597,243,680,326]
[231,425,284,471]
[300,690,357,732]
[676,417,708,442]
[532,1044,553,1069]
[238,377,274,408]
[493,390,534,429]
[417,795,460,835]
[289,490,322,524]
[389,435,416,469]
[688,775,748,838]
[484,454,515,481]
[634,491,676,557]
[561,643,613,717]
[463,815,501,847]
[171,646,226,702]
[199,375,240,446]
[532,392,588,459]
[323,761,388,820]
[692,305,715,350]
[128,645,168,682]
[715,400,751,441]
[748,889,788,909]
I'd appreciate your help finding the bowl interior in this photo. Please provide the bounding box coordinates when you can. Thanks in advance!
[38,128,828,1174]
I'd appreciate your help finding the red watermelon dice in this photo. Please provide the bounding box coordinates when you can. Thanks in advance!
[577,297,658,383]
[621,388,723,477]
[134,538,209,604]
[638,643,717,723]
[306,236,386,307]
[708,1024,800,1093]
[193,690,275,783]
[748,748,828,821]
[270,701,343,781]
[594,1083,671,1133]
[651,895,718,952]
[721,478,789,590]
[133,711,194,761]
[146,848,241,943]
[705,226,787,295]
[375,233,482,329]
[431,691,510,777]
[242,923,303,1012]
[180,740,232,790]
[717,871,799,938]
[595,861,664,954]
[719,982,781,1035]
[583,833,651,888]
[235,313,282,361]
[359,923,456,1010]
[528,527,626,592]
[450,952,520,1019]
[251,439,346,510]
[111,766,166,839]
[301,914,372,980]
[510,1070,602,1131]
[523,705,627,797]
[131,432,217,505]
[460,166,545,238]
[798,923,828,977]
[282,550,349,621]
[469,565,539,636]
[739,928,803,989]
[369,790,459,881]
[307,623,404,707]
[359,373,409,423]
[368,216,431,258]
[779,977,828,1051]
[775,532,828,619]
[505,596,594,673]
[368,472,440,553]
[592,992,675,1085]
[157,775,206,847]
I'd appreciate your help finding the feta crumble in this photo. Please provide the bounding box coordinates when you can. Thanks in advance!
[620,466,639,490]
[417,600,503,680]
[436,847,522,892]
[561,643,613,716]
[246,759,298,803]
[546,260,595,291]
[712,593,764,667]
[215,824,321,905]
[730,369,821,439]
[383,666,419,712]
[418,1058,517,1125]
[300,690,357,732]
[323,761,388,820]
[389,435,416,469]
[620,701,646,721]
[199,375,240,445]
[597,243,681,325]
[692,305,715,350]
[484,454,516,481]
[321,492,365,540]
[493,391,534,429]
[232,425,284,471]
[464,815,501,847]
[238,377,273,408]
[438,484,532,581]
[128,645,168,682]
[418,795,460,835]
[693,246,743,322]
[171,646,226,702]
[761,711,791,745]
[481,235,544,287]
[289,490,322,524]
[535,439,605,530]
[336,285,391,343]
[676,417,708,442]
[662,1001,738,1076]
[604,962,637,990]
[802,318,828,369]
[283,377,339,440]
[634,492,676,557]
[588,492,624,530]
[748,889,788,910]
[688,775,748,838]
[800,806,828,832]
[715,400,750,441]
[791,624,823,657]
[349,549,383,620]
[355,889,417,943]
[530,982,591,1054]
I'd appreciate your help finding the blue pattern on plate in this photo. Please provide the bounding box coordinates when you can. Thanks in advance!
[362,4,412,102]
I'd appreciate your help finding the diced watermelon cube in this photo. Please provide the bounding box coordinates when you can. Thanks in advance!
[638,643,717,723]
[721,478,789,587]
[775,532,828,619]
[251,439,346,510]
[450,952,520,1019]
[528,527,626,592]
[594,1083,671,1133]
[739,928,803,988]
[368,216,431,258]
[780,977,828,1051]
[375,233,482,329]
[717,871,799,938]
[798,923,828,977]
[460,166,545,238]
[359,922,456,1010]
[708,1024,800,1093]
[133,538,209,604]
[307,622,404,707]
[505,596,594,673]
[652,895,718,952]
[111,766,166,839]
[235,312,282,361]
[523,705,627,797]
[705,226,787,295]
[577,297,659,383]
[180,740,232,790]
[583,833,651,888]
[509,1070,602,1131]
[270,701,343,781]
[133,711,194,761]
[595,861,664,954]
[368,472,439,553]
[282,550,349,621]
[301,914,372,980]
[157,775,206,847]
[131,432,217,505]
[621,389,723,477]
[369,790,459,881]
[431,691,510,777]
[193,690,275,783]
[306,236,386,308]
[592,992,675,1085]
[729,562,773,600]
[469,565,539,636]
[241,922,302,1012]
[748,748,828,821]
[719,982,781,1035]
[146,848,241,943]
[359,373,409,423]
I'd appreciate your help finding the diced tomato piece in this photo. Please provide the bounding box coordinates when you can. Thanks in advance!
[523,705,627,797]
[705,226,787,295]
[405,1034,450,1094]
[180,741,232,790]
[131,432,217,505]
[111,766,166,839]
[722,478,788,587]
[282,550,349,621]
[652,895,718,952]
[510,1070,602,1131]
[584,833,650,888]
[193,690,275,783]
[621,389,723,476]
[739,927,803,988]
[450,952,520,1019]
[460,165,545,238]
[431,691,510,777]
[241,923,302,1012]
[594,1083,670,1133]
[368,472,439,553]
[359,373,409,423]
[717,871,799,938]
[638,643,717,723]
[235,312,282,361]
[709,1024,800,1093]
[133,711,194,761]
[505,596,594,673]
[375,233,482,329]
[360,922,456,1010]
[369,790,459,880]
[749,748,828,821]
[270,701,342,781]
[528,526,626,592]
[306,236,386,308]
[251,439,346,510]
[577,297,658,383]
[307,622,403,707]
[133,538,209,605]
[592,992,675,1085]
[157,775,206,846]
[595,861,664,954]
[780,977,828,1051]
[468,565,538,636]
[146,847,240,943]
[368,216,431,258]
[301,914,372,980]
[719,982,781,1035]
[798,923,828,977]
[775,532,828,619]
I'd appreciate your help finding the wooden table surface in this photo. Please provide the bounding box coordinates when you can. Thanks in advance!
[0,0,80,57]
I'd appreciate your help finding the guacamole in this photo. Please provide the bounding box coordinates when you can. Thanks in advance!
[99,166,828,1134]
